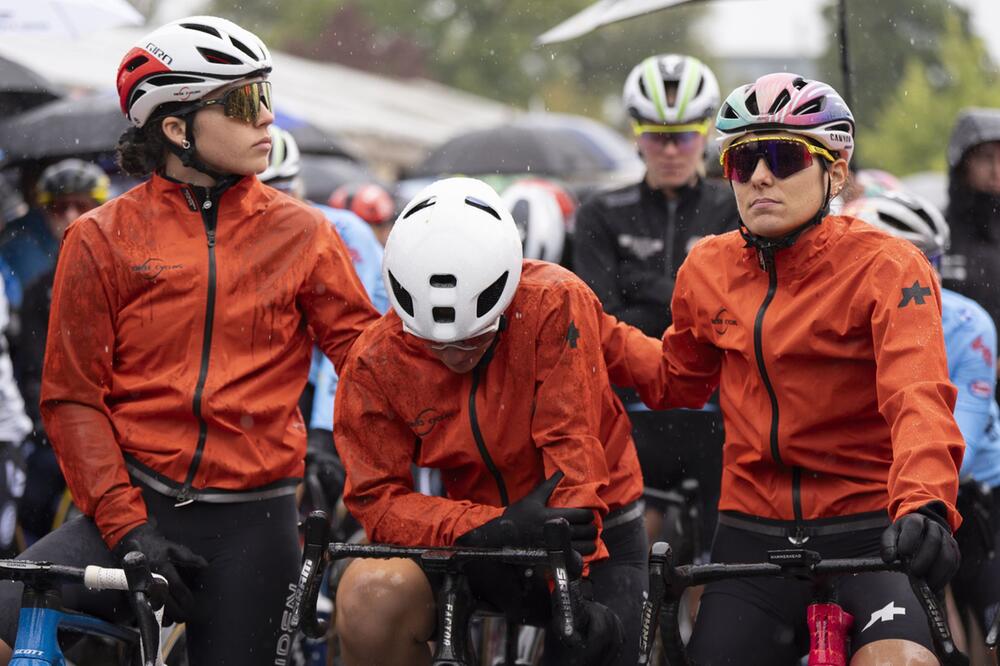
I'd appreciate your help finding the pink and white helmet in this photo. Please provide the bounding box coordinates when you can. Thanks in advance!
[715,73,855,164]
[117,16,272,128]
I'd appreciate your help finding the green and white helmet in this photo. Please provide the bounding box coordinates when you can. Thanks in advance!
[623,54,720,124]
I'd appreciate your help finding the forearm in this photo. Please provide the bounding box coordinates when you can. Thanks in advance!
[43,402,147,547]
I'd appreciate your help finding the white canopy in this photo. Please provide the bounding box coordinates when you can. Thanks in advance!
[0,28,517,171]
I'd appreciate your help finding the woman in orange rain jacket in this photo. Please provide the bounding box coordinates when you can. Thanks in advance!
[0,17,379,666]
[333,177,644,666]
[603,73,965,666]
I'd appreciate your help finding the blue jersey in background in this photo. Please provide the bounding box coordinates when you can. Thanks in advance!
[309,204,388,431]
[943,288,1000,489]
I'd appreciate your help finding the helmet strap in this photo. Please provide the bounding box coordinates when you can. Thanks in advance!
[163,111,232,183]
[737,168,833,270]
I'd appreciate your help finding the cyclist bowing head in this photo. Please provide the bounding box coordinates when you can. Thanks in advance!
[614,73,964,665]
[334,177,645,666]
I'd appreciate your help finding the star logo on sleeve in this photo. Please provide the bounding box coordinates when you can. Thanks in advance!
[566,321,580,349]
[898,281,931,308]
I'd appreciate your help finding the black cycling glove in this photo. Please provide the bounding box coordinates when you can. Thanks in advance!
[113,522,208,623]
[456,472,598,555]
[880,501,961,591]
[551,594,625,666]
[306,428,346,508]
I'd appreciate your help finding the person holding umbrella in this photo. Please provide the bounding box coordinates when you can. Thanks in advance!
[573,54,738,550]
[0,15,379,666]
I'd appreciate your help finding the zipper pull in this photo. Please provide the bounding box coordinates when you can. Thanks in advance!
[202,199,213,210]
[788,526,810,546]
[206,229,216,248]
[174,493,194,508]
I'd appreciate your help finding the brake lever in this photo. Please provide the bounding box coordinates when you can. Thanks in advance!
[293,511,331,639]
[543,518,582,645]
[122,551,163,666]
[906,574,969,666]
[638,541,669,664]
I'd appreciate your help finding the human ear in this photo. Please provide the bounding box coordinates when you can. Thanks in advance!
[160,116,188,150]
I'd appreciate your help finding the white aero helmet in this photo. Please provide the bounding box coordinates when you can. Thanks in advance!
[501,181,566,264]
[842,191,950,259]
[383,177,523,343]
[117,16,272,128]
[623,54,720,124]
[258,125,301,182]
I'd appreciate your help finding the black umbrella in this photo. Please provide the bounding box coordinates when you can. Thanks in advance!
[299,154,378,203]
[0,93,126,165]
[0,55,61,116]
[411,115,640,179]
[0,93,359,167]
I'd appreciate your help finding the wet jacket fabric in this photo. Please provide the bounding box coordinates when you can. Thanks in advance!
[574,177,738,338]
[41,173,379,548]
[607,215,964,531]
[335,260,644,563]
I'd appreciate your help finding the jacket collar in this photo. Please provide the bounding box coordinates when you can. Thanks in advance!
[743,215,851,279]
[148,172,269,218]
[639,175,703,206]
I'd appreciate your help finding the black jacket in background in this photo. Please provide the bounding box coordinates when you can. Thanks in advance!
[942,180,1000,332]
[11,268,53,443]
[573,177,739,337]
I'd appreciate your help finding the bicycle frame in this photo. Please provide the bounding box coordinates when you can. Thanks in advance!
[1,555,166,666]
[639,541,970,666]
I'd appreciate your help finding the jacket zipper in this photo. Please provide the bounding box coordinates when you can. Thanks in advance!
[176,192,219,506]
[468,338,509,506]
[752,249,806,542]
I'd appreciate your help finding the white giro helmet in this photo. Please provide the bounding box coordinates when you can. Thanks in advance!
[501,181,566,263]
[258,125,301,182]
[117,16,272,128]
[623,54,720,124]
[383,177,523,343]
[842,191,950,259]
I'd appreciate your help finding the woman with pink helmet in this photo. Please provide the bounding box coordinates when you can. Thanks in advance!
[623,72,964,664]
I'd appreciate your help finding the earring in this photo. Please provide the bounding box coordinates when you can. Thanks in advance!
[181,139,191,150]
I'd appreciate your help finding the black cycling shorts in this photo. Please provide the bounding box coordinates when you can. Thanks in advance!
[0,484,300,666]
[687,515,936,666]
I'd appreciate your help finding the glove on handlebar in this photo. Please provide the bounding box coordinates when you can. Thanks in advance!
[306,428,346,507]
[551,594,625,666]
[113,522,208,624]
[456,472,598,555]
[880,501,961,591]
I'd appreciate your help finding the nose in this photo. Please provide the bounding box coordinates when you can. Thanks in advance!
[256,100,274,128]
[749,157,775,185]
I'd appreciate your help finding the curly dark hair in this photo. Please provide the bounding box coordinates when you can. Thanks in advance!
[115,102,189,178]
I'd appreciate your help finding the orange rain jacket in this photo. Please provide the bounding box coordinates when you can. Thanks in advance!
[602,215,964,531]
[335,260,643,563]
[41,173,379,548]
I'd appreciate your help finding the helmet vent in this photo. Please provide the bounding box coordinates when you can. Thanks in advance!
[388,271,414,317]
[432,307,456,323]
[476,271,509,317]
[793,98,824,115]
[792,77,808,90]
[745,91,759,115]
[877,213,909,233]
[695,78,705,96]
[720,103,738,120]
[638,78,649,98]
[181,23,222,38]
[510,199,530,228]
[828,122,852,134]
[150,74,205,87]
[464,196,501,220]
[403,197,436,219]
[197,47,242,65]
[768,90,791,114]
[229,36,260,61]
[124,55,149,72]
[430,274,457,288]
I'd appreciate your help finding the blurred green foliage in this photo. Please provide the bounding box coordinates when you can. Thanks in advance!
[207,0,713,122]
[816,0,1000,174]
[858,14,1000,175]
